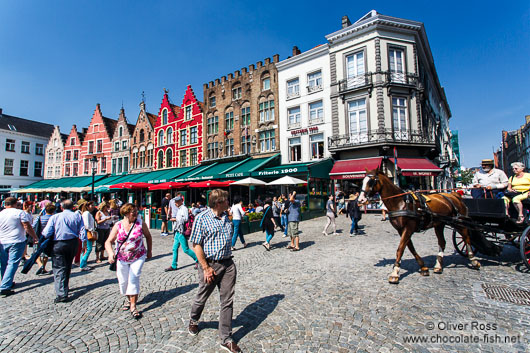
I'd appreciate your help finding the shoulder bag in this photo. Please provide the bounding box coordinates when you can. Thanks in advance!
[87,230,98,241]
[109,220,136,271]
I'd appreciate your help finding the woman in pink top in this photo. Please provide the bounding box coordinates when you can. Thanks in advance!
[105,203,152,319]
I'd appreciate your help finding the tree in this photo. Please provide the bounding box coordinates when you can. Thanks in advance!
[460,169,474,186]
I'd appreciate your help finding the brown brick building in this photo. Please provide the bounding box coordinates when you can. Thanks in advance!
[130,101,158,174]
[202,54,280,161]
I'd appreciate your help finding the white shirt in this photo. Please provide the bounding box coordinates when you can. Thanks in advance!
[82,211,96,232]
[0,208,31,244]
[173,204,188,234]
[472,168,509,190]
[231,204,245,221]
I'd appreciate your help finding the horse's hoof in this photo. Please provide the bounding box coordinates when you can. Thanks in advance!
[388,276,399,284]
[472,261,481,270]
[433,268,443,274]
[420,269,430,276]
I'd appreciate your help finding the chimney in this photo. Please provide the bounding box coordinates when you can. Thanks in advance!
[342,15,351,28]
[139,101,146,111]
[273,54,279,63]
[292,46,301,56]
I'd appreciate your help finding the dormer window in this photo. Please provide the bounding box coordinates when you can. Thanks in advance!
[119,126,123,137]
[162,109,168,125]
[70,137,75,145]
[185,106,192,120]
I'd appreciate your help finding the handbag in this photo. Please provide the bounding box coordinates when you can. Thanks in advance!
[504,190,522,198]
[109,220,136,272]
[87,230,98,241]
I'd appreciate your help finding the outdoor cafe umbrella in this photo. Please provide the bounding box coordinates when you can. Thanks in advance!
[231,177,267,204]
[266,176,307,185]
[148,181,191,191]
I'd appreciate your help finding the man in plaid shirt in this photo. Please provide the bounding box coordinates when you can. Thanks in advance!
[187,189,242,353]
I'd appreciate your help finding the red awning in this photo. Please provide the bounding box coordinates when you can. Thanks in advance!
[329,158,383,180]
[110,182,152,190]
[148,182,191,191]
[395,158,442,176]
[188,180,235,188]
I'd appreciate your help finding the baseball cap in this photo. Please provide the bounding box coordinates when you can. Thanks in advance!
[174,195,183,202]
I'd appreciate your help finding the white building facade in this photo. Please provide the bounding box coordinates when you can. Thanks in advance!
[277,45,333,164]
[44,126,67,179]
[0,109,54,192]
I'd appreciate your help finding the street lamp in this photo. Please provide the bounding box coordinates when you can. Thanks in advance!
[90,156,98,201]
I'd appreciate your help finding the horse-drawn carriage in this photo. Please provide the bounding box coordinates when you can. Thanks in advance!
[452,198,530,270]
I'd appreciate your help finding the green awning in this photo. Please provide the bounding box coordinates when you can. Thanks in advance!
[185,161,242,181]
[251,158,333,179]
[145,167,196,183]
[173,164,216,182]
[218,154,280,179]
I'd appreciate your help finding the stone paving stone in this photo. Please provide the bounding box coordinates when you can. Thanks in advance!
[0,214,528,352]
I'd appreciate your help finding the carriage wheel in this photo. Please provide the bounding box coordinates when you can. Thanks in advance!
[520,226,530,270]
[452,229,476,257]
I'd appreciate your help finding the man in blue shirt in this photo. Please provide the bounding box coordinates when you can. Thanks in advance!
[42,199,84,303]
[287,192,302,251]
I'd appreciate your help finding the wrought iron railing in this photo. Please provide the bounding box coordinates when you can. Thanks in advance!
[328,129,434,150]
[338,73,373,92]
[286,91,300,100]
[383,71,419,86]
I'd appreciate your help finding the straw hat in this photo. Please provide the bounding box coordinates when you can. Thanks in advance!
[348,194,357,200]
[98,201,107,210]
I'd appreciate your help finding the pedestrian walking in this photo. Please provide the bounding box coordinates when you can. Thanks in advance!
[323,195,338,236]
[188,189,242,353]
[280,194,289,237]
[33,202,56,275]
[160,193,171,236]
[271,196,282,231]
[79,201,96,271]
[165,195,198,272]
[230,197,247,250]
[21,200,35,264]
[105,203,152,320]
[346,193,362,236]
[42,200,84,303]
[261,199,277,251]
[0,197,38,296]
[286,192,301,251]
[95,202,112,263]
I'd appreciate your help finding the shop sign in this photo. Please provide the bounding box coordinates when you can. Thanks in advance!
[225,172,245,178]
[257,167,300,176]
[290,126,318,136]
[403,171,437,176]
[331,173,364,180]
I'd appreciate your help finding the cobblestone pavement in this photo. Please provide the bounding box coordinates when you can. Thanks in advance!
[1,214,529,353]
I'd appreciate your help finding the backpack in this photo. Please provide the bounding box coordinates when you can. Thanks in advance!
[184,213,195,238]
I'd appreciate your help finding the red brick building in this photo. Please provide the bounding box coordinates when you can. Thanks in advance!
[81,104,117,175]
[174,85,204,167]
[154,91,180,170]
[62,125,85,177]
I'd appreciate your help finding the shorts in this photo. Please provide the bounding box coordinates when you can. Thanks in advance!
[288,222,299,238]
[161,214,168,222]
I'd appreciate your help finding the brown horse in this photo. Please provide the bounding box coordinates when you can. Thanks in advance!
[358,168,481,284]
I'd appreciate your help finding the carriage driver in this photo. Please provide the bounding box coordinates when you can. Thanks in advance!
[471,159,508,199]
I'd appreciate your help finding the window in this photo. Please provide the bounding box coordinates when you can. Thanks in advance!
[54,139,58,147]
[347,98,368,143]
[207,142,218,159]
[207,116,219,135]
[21,141,30,154]
[20,160,29,176]
[93,124,99,132]
[65,164,70,176]
[310,133,324,159]
[166,149,173,168]
[167,128,173,144]
[158,130,164,146]
[259,130,275,152]
[392,97,408,139]
[162,109,168,125]
[389,48,405,82]
[180,129,187,146]
[185,106,192,120]
[123,156,129,173]
[180,150,187,167]
[288,107,301,128]
[289,137,301,162]
[112,159,117,174]
[122,140,127,150]
[346,51,365,87]
[139,129,145,142]
[55,151,61,162]
[210,95,216,108]
[115,141,120,151]
[73,150,79,160]
[190,148,198,166]
[117,158,123,174]
[133,152,138,169]
[66,151,71,161]
[147,149,153,167]
[241,107,250,126]
[97,140,102,153]
[88,141,94,154]
[84,159,89,174]
[139,150,145,168]
[158,150,164,168]
[47,166,52,177]
[190,127,198,144]
[259,100,275,122]
[232,86,242,100]
[56,165,62,177]
[119,126,123,137]
[287,78,300,98]
[4,159,13,175]
[225,138,234,156]
[241,135,251,155]
[307,71,322,92]
[225,112,234,130]
[70,137,75,145]
[309,101,324,124]
[262,77,270,91]
[35,143,44,155]
[101,157,107,173]
[6,139,15,152]
[72,163,78,176]
[48,152,53,163]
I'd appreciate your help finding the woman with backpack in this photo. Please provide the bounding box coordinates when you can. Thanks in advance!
[261,198,278,251]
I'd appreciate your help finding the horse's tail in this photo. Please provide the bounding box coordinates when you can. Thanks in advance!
[469,230,503,257]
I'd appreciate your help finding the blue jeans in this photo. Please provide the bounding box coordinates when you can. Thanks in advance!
[0,241,26,291]
[350,219,359,234]
[265,230,274,244]
[231,220,245,247]
[281,215,288,235]
[171,232,197,269]
[80,240,94,269]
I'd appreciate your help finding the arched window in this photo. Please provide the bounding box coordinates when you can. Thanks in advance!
[167,127,173,144]
[158,150,164,168]
[158,130,164,146]
[162,109,168,125]
[119,126,123,137]
[166,149,173,168]
[139,129,145,142]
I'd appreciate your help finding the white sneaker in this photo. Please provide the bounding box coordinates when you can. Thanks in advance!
[322,231,327,236]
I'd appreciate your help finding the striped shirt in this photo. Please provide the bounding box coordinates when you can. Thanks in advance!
[190,207,232,261]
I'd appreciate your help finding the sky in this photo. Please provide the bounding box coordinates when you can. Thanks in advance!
[1,0,529,167]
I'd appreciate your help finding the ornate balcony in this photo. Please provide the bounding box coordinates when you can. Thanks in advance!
[383,71,419,88]
[337,73,373,94]
[328,129,435,151]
